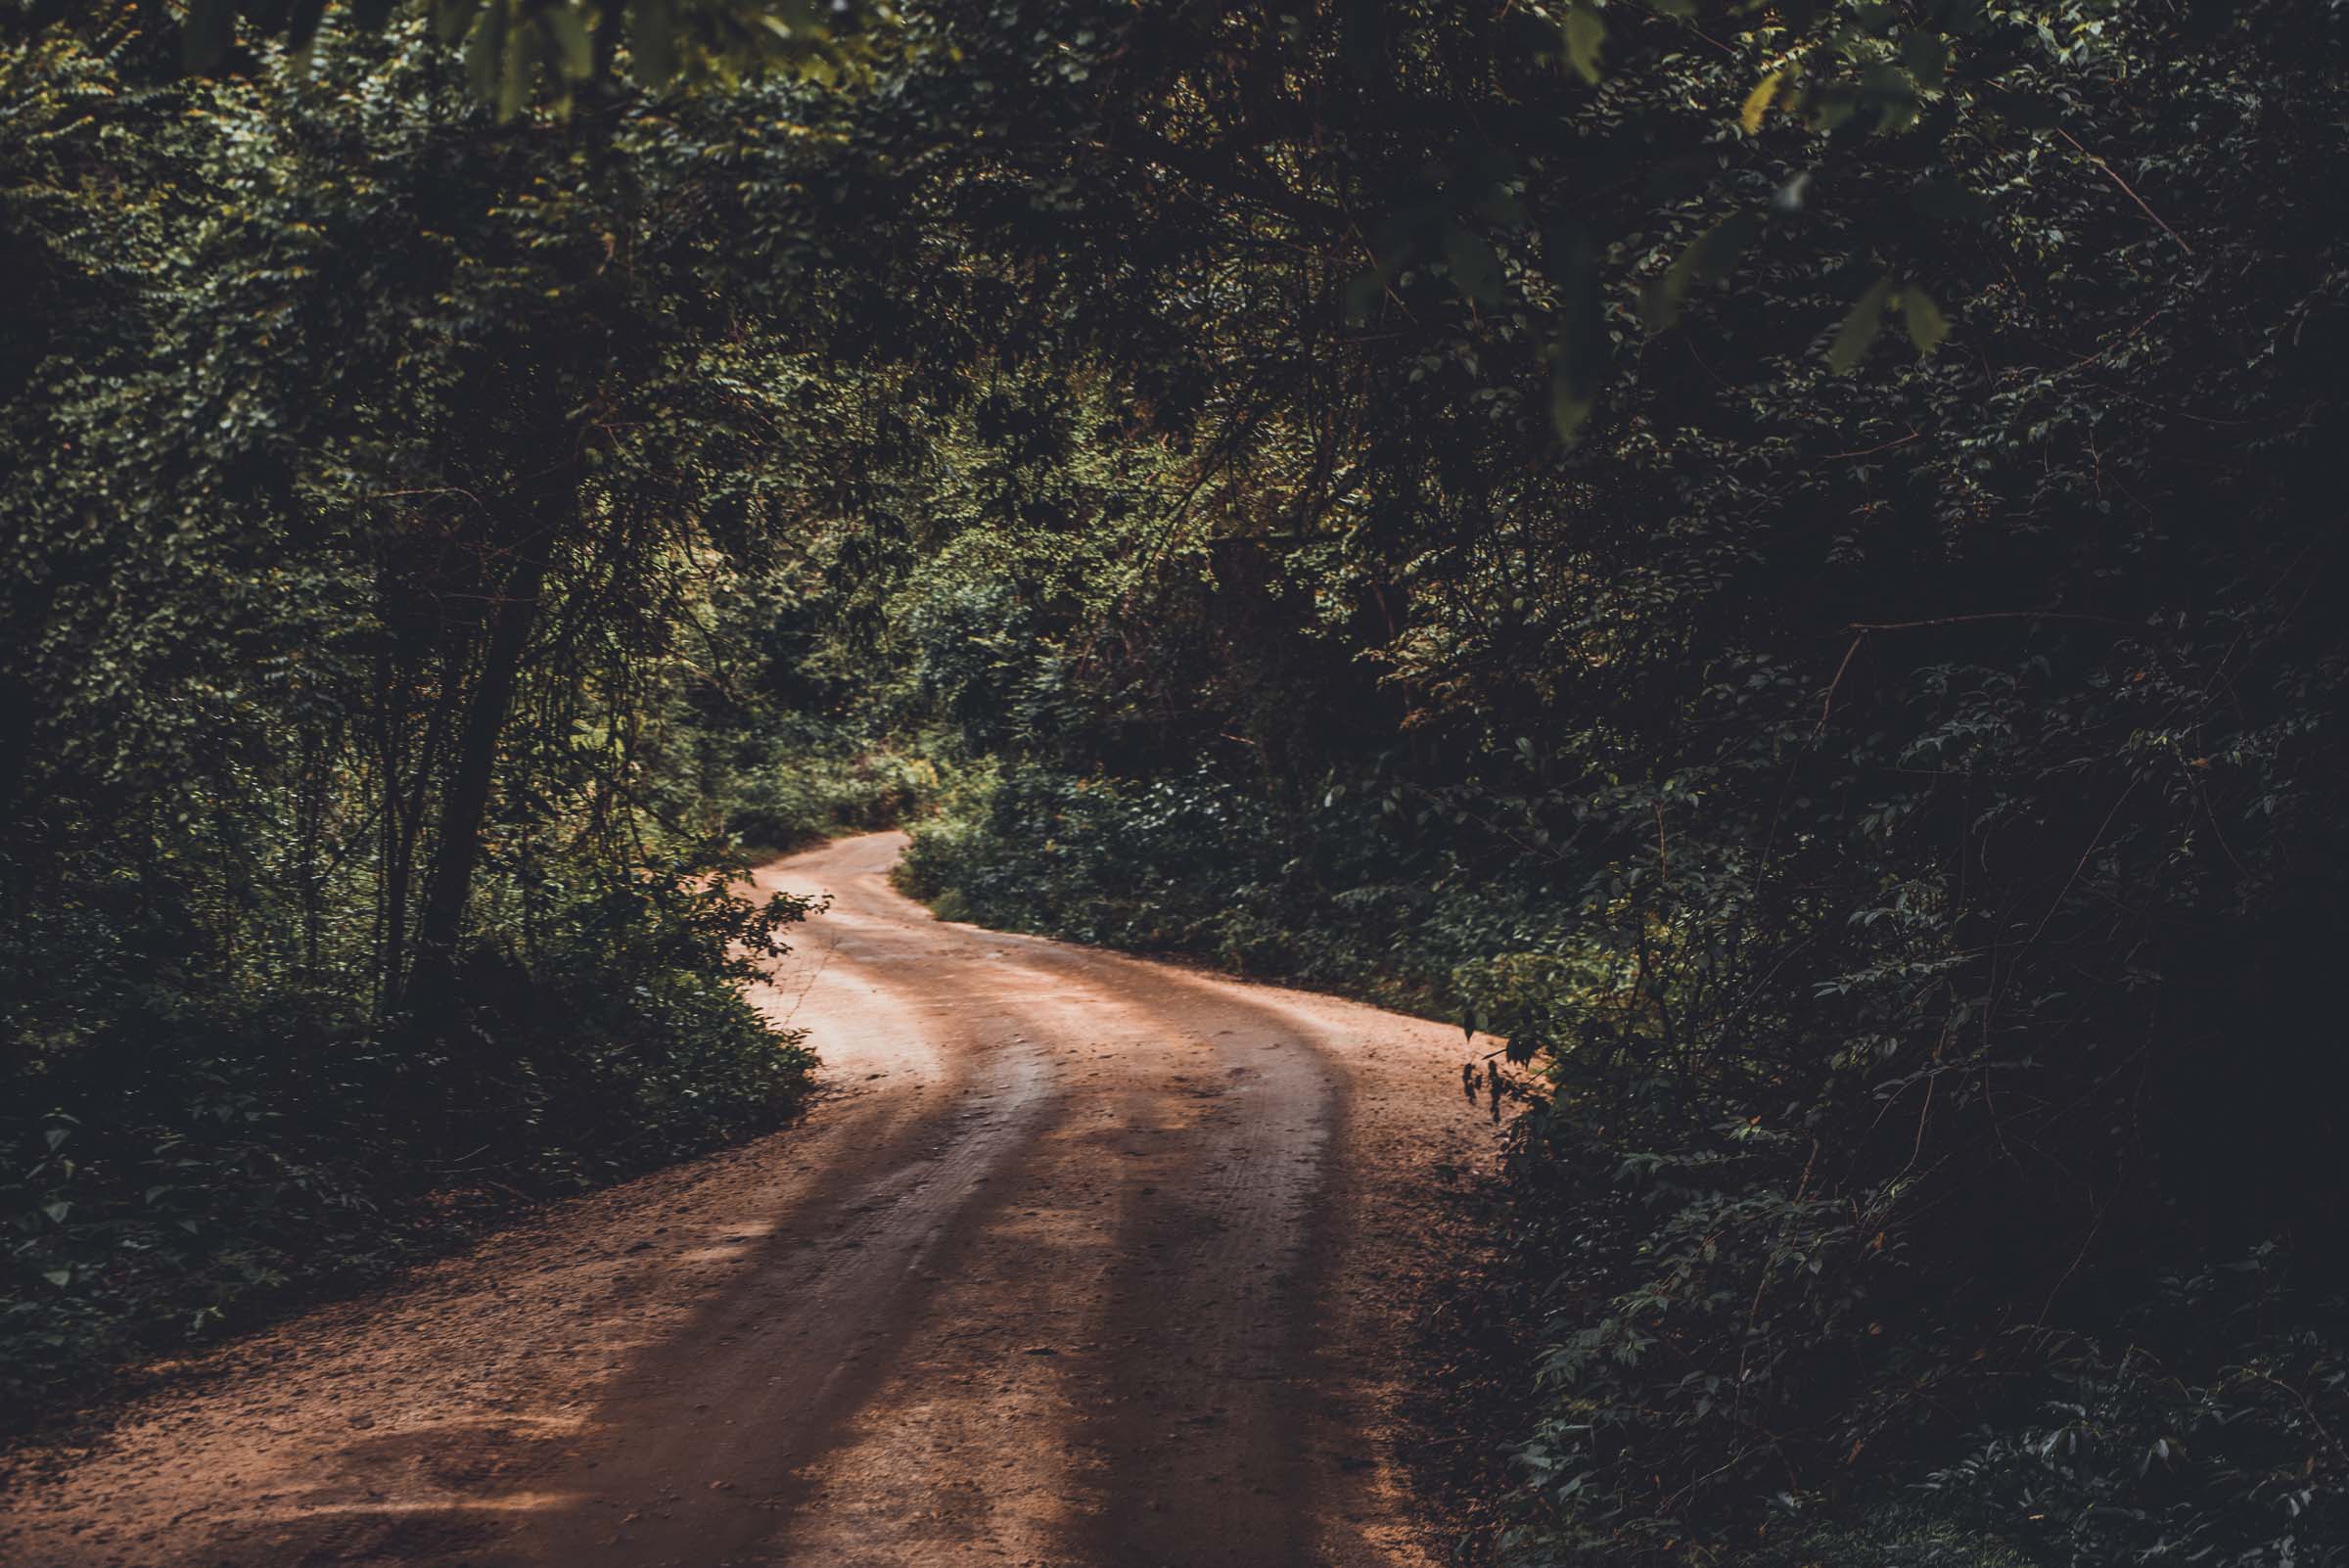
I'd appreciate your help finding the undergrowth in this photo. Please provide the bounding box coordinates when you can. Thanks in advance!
[1,859,816,1432]
[898,761,2349,1568]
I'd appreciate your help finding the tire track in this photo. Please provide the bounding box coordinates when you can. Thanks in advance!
[0,833,1494,1568]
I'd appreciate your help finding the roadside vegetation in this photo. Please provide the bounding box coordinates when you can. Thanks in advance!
[8,4,2349,1565]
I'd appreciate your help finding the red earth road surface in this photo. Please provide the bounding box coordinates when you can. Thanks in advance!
[1,832,1498,1567]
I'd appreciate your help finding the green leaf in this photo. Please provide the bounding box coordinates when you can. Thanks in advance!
[1564,4,1607,85]
[44,1268,71,1289]
[42,1200,71,1224]
[44,1127,69,1151]
[1741,68,1785,135]
[1861,61,1919,132]
[1826,274,1897,373]
[1807,84,1859,132]
[1900,30,1949,89]
[1899,286,1950,355]
[1641,212,1758,334]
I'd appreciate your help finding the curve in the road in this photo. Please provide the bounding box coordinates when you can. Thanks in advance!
[0,832,1497,1568]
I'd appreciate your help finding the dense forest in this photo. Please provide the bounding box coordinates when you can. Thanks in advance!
[6,1,2348,1563]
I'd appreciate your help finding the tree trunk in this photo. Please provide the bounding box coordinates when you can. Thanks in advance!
[397,496,562,1031]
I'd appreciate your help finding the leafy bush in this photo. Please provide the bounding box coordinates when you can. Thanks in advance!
[726,737,941,853]
[1907,1262,2349,1568]
[898,758,1567,1005]
[1,860,814,1426]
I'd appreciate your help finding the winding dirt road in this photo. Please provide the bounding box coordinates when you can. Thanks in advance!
[1,833,1497,1568]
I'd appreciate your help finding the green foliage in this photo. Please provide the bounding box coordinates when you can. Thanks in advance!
[723,727,940,853]
[47,0,900,106]
[8,5,2349,1566]
[2,855,814,1415]
[1735,1261,2349,1568]
[0,27,847,1423]
[818,4,2349,1564]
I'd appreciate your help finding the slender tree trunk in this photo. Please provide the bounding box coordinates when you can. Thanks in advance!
[376,641,404,1014]
[398,492,563,1030]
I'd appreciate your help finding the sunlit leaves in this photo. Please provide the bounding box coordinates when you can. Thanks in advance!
[1900,286,1949,356]
[170,0,899,114]
[1741,68,1786,135]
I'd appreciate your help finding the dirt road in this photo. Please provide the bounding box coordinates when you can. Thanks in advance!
[1,833,1498,1568]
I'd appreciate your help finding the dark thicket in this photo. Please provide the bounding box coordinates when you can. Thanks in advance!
[7,3,2347,1563]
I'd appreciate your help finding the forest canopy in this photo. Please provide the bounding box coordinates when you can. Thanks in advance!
[6,1,2348,1563]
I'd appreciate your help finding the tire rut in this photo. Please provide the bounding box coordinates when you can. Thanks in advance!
[0,833,1492,1568]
